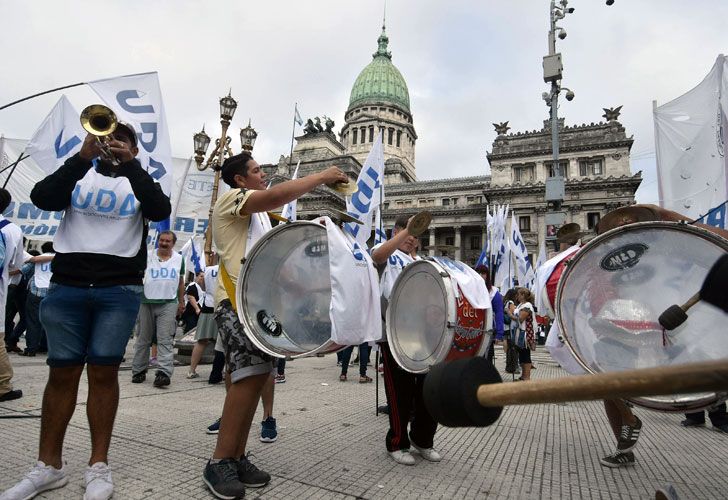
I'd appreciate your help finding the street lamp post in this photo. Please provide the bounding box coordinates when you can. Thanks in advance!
[192,92,257,265]
[542,0,575,246]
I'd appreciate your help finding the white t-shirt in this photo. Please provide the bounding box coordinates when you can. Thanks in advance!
[0,218,25,331]
[203,265,219,309]
[516,302,536,333]
[143,252,183,300]
[53,168,143,258]
[33,253,55,290]
[374,246,415,301]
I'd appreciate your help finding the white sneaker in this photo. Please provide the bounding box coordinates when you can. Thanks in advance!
[411,443,442,462]
[186,371,200,379]
[0,461,68,500]
[83,462,113,500]
[388,449,416,465]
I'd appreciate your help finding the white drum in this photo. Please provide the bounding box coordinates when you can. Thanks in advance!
[236,221,344,358]
[556,221,728,412]
[386,258,493,374]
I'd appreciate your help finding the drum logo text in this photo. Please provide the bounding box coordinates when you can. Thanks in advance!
[305,240,328,257]
[600,244,648,271]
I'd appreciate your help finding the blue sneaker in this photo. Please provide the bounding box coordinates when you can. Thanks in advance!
[260,416,277,443]
[206,418,221,435]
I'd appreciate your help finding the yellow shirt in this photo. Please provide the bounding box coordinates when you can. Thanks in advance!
[212,188,254,304]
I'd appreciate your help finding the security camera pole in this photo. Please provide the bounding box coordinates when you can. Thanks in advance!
[542,0,574,249]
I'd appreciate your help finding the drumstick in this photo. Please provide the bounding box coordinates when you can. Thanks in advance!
[658,291,701,331]
[423,357,728,428]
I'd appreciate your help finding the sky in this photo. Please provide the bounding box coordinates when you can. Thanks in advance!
[1,0,727,205]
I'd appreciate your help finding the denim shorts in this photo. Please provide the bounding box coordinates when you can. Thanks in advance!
[40,283,143,367]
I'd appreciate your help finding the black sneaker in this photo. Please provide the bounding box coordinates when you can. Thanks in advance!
[680,418,705,427]
[207,418,221,435]
[617,416,642,451]
[203,459,246,499]
[0,389,23,402]
[600,450,635,468]
[131,372,146,383]
[237,454,270,488]
[153,372,170,388]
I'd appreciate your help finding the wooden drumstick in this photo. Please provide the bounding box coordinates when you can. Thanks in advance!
[475,359,727,407]
[423,357,728,428]
[658,291,701,331]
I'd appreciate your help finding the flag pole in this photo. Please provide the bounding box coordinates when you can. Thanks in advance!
[2,153,28,188]
[288,103,298,177]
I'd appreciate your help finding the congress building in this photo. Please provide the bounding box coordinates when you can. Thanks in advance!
[262,24,642,264]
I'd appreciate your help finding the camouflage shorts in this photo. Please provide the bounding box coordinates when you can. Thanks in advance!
[214,300,274,383]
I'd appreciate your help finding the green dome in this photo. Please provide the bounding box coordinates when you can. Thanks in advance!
[348,27,410,112]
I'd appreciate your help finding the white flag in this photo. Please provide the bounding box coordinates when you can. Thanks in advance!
[344,132,385,247]
[294,105,303,126]
[25,95,86,174]
[281,162,300,221]
[87,72,173,195]
[510,212,536,286]
[180,235,206,274]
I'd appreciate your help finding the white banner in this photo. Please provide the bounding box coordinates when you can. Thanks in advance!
[654,55,728,228]
[344,132,385,247]
[24,95,85,174]
[0,136,203,244]
[87,72,173,195]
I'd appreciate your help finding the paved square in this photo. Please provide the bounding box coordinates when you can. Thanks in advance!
[2,347,726,499]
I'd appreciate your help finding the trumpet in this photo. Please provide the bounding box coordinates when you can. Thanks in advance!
[80,104,120,165]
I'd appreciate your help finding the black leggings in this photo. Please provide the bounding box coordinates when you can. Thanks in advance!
[518,347,532,364]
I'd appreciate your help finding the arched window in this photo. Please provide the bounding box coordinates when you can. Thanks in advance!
[396,130,402,147]
[352,129,358,145]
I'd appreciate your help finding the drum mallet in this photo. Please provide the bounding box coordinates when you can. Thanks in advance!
[658,291,700,331]
[423,357,728,428]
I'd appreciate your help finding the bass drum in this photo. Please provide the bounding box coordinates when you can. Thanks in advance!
[386,258,493,374]
[556,221,728,412]
[236,221,343,358]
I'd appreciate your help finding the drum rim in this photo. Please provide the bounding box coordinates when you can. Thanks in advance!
[555,220,728,410]
[386,259,457,374]
[237,220,331,359]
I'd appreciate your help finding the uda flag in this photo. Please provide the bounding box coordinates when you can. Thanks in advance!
[87,72,173,196]
[344,132,385,247]
[25,95,86,174]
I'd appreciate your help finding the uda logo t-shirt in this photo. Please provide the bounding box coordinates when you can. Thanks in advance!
[53,168,143,258]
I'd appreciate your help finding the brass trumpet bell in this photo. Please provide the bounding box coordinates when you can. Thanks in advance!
[80,104,118,137]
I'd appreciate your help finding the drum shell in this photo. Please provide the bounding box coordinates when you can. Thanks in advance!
[555,221,728,412]
[236,221,345,359]
[386,258,493,374]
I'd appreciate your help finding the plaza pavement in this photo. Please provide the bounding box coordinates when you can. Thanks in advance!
[1,346,727,499]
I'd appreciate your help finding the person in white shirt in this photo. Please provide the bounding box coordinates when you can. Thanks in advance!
[371,215,442,467]
[188,264,219,378]
[0,188,26,403]
[131,231,185,388]
[21,242,54,356]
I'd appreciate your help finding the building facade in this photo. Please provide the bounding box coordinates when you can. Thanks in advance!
[263,26,642,265]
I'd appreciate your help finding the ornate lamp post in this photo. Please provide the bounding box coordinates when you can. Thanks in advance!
[192,92,257,264]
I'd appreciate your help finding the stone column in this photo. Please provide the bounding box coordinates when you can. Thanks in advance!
[454,226,462,261]
[428,228,436,257]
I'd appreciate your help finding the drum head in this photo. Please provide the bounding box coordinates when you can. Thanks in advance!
[387,260,454,373]
[557,221,728,412]
[238,222,334,358]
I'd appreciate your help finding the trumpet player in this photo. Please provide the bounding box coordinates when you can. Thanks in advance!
[1,117,171,500]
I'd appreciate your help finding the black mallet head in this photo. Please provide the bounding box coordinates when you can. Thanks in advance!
[658,304,688,331]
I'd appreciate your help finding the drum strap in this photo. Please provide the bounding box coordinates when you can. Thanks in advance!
[218,262,238,312]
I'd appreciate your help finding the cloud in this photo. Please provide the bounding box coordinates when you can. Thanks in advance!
[1,0,726,198]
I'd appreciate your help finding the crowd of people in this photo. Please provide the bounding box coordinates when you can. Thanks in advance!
[0,126,726,500]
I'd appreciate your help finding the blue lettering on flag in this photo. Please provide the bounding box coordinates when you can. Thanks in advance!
[54,129,81,159]
[139,122,158,153]
[116,90,155,114]
[148,157,166,180]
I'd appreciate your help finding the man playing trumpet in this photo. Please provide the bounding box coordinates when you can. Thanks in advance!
[2,118,170,500]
